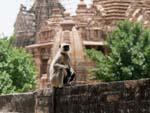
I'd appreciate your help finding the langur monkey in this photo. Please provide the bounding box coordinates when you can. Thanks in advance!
[49,43,75,88]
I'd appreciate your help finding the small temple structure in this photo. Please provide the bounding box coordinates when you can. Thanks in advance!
[14,0,150,88]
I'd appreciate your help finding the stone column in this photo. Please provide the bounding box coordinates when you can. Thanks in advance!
[34,48,42,87]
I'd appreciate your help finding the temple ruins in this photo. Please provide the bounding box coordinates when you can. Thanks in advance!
[14,0,150,88]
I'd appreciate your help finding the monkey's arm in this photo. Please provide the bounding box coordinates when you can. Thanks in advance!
[54,63,68,69]
[67,56,75,74]
[52,54,67,69]
[66,55,71,69]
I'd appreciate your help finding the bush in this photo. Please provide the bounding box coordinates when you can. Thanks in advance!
[0,37,36,94]
[86,20,150,82]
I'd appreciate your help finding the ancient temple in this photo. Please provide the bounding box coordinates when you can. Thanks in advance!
[14,0,64,47]
[14,0,150,88]
[14,4,36,47]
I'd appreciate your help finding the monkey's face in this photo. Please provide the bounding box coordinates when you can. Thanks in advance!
[63,45,70,52]
[60,43,70,53]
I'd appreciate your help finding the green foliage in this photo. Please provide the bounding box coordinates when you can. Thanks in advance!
[0,37,36,94]
[86,20,150,82]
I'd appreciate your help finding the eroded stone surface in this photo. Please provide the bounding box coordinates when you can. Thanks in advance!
[0,92,35,113]
[36,79,150,113]
[0,79,150,113]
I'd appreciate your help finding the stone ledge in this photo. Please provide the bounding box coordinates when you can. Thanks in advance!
[0,92,35,113]
[36,78,150,113]
[0,78,150,113]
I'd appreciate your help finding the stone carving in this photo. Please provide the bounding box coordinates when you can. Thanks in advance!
[15,0,150,88]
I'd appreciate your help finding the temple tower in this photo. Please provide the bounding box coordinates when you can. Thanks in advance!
[15,0,150,88]
[14,4,36,47]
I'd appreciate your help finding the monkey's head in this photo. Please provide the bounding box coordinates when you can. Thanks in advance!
[59,43,70,53]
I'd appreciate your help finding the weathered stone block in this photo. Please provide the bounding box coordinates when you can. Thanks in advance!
[0,92,35,113]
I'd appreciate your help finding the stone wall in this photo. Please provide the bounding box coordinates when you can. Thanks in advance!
[0,79,150,113]
[36,79,150,113]
[0,92,35,113]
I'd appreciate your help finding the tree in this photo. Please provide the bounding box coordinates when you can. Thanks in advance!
[86,20,150,82]
[0,37,36,94]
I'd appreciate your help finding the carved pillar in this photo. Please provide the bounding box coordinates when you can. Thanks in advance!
[91,30,94,40]
[89,29,91,41]
[88,30,91,40]
[34,48,42,80]
[97,30,101,41]
[87,30,89,41]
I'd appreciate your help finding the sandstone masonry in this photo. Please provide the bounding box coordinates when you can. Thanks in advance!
[0,79,150,113]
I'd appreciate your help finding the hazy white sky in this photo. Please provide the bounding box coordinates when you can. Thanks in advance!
[0,0,25,37]
[0,0,92,37]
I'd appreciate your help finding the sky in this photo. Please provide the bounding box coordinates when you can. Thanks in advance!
[0,0,26,37]
[0,0,92,37]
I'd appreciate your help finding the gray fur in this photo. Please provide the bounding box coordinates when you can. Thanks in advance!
[49,43,71,88]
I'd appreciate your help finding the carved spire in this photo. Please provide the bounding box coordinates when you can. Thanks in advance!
[79,0,87,8]
[76,0,87,15]
[50,0,64,16]
[60,11,75,31]
[20,4,26,11]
